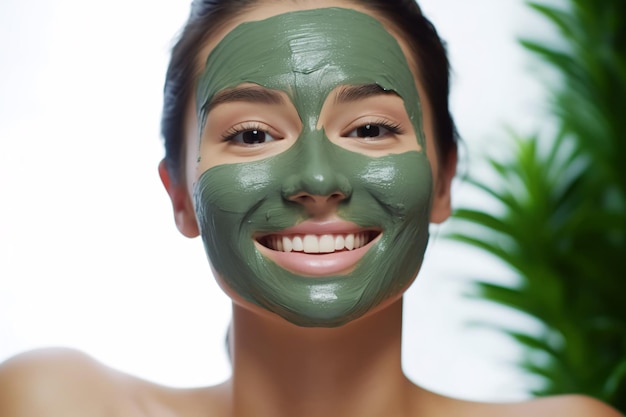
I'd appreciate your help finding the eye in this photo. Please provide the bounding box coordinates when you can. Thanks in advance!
[233,129,276,144]
[345,121,402,139]
[222,123,281,145]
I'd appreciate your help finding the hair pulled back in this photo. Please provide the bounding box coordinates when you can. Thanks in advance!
[161,0,458,182]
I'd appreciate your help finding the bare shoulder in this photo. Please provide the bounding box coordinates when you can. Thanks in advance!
[0,348,222,417]
[420,388,623,417]
[468,394,624,417]
[514,395,625,417]
[0,348,134,417]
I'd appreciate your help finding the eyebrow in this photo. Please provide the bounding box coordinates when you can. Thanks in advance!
[334,84,399,104]
[207,86,285,112]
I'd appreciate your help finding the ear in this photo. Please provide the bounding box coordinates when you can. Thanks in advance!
[430,146,457,224]
[158,159,200,238]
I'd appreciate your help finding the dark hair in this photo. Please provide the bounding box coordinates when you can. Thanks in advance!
[161,0,458,182]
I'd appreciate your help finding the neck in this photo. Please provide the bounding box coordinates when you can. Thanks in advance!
[224,298,415,417]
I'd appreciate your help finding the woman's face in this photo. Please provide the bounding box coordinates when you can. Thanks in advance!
[168,1,454,327]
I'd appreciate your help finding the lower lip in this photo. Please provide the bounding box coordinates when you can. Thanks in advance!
[256,240,376,277]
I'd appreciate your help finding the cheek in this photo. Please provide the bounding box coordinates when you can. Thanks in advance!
[346,151,433,231]
[193,163,277,223]
[366,153,431,200]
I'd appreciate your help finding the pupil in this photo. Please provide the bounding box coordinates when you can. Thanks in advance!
[357,124,380,137]
[243,130,265,144]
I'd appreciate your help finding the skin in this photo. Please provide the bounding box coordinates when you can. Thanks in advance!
[0,1,622,417]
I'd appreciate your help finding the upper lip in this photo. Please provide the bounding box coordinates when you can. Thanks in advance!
[255,220,380,238]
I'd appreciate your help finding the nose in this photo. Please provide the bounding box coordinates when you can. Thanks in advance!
[281,135,352,214]
[283,174,352,215]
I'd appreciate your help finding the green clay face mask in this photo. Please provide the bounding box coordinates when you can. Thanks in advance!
[193,8,433,327]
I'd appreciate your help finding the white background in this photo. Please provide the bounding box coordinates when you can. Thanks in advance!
[0,0,559,402]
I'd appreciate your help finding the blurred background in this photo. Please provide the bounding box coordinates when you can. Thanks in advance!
[2,0,623,405]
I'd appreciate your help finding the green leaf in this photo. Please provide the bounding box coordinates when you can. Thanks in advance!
[603,359,626,399]
[526,2,577,40]
[448,0,626,408]
[452,208,516,238]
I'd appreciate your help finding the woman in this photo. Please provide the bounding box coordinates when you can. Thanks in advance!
[0,0,622,416]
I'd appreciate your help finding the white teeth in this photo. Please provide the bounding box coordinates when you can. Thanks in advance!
[319,235,335,253]
[334,235,345,250]
[303,235,319,253]
[292,236,304,251]
[265,232,373,253]
[282,236,293,252]
[345,234,355,250]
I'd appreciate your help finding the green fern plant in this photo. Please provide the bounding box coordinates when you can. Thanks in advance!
[448,0,626,410]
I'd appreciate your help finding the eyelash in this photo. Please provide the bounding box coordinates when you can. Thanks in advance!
[375,120,403,134]
[221,122,279,143]
[344,119,404,137]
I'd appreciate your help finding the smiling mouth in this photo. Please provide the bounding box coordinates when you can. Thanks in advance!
[258,231,380,254]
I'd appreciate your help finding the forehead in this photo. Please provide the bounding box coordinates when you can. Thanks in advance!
[196,8,421,128]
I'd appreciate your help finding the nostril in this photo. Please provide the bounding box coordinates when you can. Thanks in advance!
[327,192,347,204]
[291,193,316,205]
[287,192,346,207]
